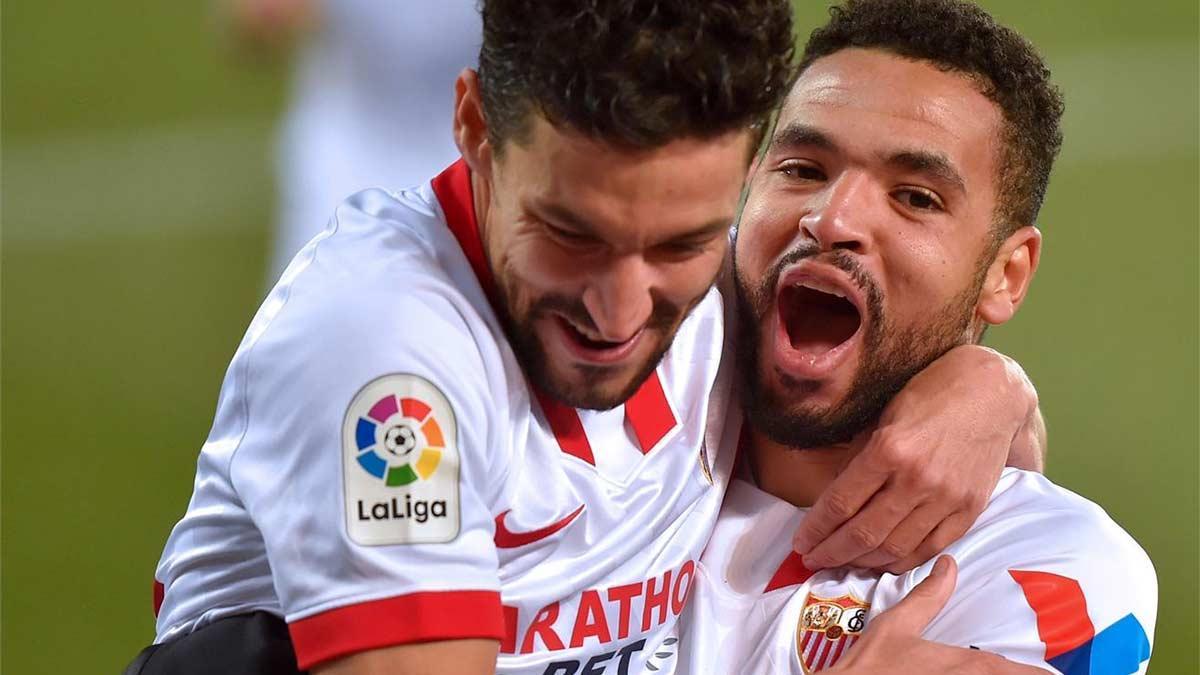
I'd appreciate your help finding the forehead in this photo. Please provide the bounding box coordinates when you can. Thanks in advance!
[780,48,1002,179]
[506,116,751,231]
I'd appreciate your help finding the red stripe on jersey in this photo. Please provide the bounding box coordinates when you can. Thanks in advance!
[827,636,846,666]
[764,551,815,593]
[534,389,597,465]
[431,159,500,307]
[1009,569,1095,660]
[289,590,505,670]
[625,371,677,454]
[152,579,164,617]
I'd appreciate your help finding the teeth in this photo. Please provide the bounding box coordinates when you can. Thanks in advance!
[794,279,847,298]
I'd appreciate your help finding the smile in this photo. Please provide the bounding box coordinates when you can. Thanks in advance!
[554,315,644,365]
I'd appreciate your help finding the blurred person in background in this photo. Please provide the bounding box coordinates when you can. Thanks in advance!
[224,0,481,281]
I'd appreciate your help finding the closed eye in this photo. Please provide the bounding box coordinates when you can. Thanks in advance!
[542,221,599,247]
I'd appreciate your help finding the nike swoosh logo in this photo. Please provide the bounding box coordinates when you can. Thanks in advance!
[493,504,585,549]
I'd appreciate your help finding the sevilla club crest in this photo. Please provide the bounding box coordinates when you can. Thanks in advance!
[796,593,870,673]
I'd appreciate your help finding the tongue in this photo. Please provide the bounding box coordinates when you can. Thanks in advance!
[780,286,861,355]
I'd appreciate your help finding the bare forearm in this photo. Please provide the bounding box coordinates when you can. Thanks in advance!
[314,639,499,675]
[1007,405,1046,472]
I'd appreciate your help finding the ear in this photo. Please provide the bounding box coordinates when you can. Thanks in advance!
[453,68,493,181]
[976,226,1042,326]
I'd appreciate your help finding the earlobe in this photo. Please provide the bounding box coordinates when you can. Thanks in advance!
[976,226,1042,326]
[452,68,493,179]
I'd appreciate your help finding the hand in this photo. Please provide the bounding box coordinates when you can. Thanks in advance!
[793,345,1039,572]
[827,556,1045,675]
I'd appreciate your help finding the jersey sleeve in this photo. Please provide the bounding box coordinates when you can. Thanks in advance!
[227,198,511,669]
[913,474,1158,675]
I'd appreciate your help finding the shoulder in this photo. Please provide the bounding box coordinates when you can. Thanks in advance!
[959,469,1156,587]
[922,469,1158,665]
[230,186,514,471]
[262,185,503,382]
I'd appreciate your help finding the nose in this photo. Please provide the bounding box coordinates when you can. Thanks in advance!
[798,172,872,253]
[581,255,655,343]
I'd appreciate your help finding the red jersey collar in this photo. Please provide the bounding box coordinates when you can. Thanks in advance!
[430,159,500,308]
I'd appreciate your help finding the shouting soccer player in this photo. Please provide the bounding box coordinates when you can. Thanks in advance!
[677,1,1157,673]
[130,2,1048,674]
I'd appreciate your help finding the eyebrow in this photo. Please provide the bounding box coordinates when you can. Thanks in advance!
[534,201,733,243]
[771,122,967,197]
[884,150,967,196]
[769,123,839,153]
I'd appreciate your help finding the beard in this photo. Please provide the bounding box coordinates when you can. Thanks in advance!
[735,244,985,448]
[495,270,694,411]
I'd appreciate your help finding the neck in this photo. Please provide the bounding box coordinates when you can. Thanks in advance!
[748,426,872,508]
[470,170,491,246]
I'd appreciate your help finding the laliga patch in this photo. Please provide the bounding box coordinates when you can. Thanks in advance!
[343,374,460,545]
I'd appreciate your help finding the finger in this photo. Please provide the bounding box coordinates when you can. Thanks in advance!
[881,512,973,575]
[801,482,919,569]
[793,450,890,555]
[875,555,957,632]
[848,502,947,571]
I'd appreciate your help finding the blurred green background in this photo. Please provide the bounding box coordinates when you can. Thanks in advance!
[2,2,1196,673]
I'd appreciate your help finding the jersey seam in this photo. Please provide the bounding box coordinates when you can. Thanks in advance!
[285,585,501,623]
[227,214,343,498]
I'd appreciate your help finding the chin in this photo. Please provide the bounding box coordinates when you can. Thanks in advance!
[541,364,644,411]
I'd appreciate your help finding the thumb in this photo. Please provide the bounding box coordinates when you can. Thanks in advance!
[879,555,958,632]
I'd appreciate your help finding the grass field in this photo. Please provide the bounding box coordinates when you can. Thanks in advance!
[3,2,1197,673]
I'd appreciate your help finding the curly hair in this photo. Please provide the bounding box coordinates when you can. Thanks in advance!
[478,0,796,153]
[799,0,1065,233]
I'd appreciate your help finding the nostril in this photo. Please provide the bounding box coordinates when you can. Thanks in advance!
[832,240,862,252]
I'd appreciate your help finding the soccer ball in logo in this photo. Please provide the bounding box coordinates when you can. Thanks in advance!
[353,394,445,486]
[383,424,418,457]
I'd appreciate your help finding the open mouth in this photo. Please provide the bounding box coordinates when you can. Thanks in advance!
[554,316,643,364]
[771,265,866,378]
[780,282,862,357]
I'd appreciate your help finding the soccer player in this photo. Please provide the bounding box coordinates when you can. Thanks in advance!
[130,2,1046,674]
[677,1,1157,673]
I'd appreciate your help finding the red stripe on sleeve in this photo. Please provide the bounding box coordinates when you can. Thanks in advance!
[288,590,505,670]
[152,579,165,617]
[1009,569,1095,660]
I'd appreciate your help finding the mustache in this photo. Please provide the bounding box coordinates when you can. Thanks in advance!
[761,243,881,315]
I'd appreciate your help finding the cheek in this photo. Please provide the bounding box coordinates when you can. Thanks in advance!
[500,236,587,297]
[736,206,792,295]
[659,251,725,307]
[874,230,975,313]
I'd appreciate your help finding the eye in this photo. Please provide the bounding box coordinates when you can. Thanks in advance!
[777,160,826,182]
[892,187,945,212]
[543,221,595,247]
[653,239,708,261]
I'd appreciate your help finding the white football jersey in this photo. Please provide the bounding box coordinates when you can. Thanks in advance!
[153,160,741,673]
[677,469,1157,675]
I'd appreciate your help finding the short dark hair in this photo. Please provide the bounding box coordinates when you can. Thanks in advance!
[478,0,796,153]
[799,0,1065,233]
